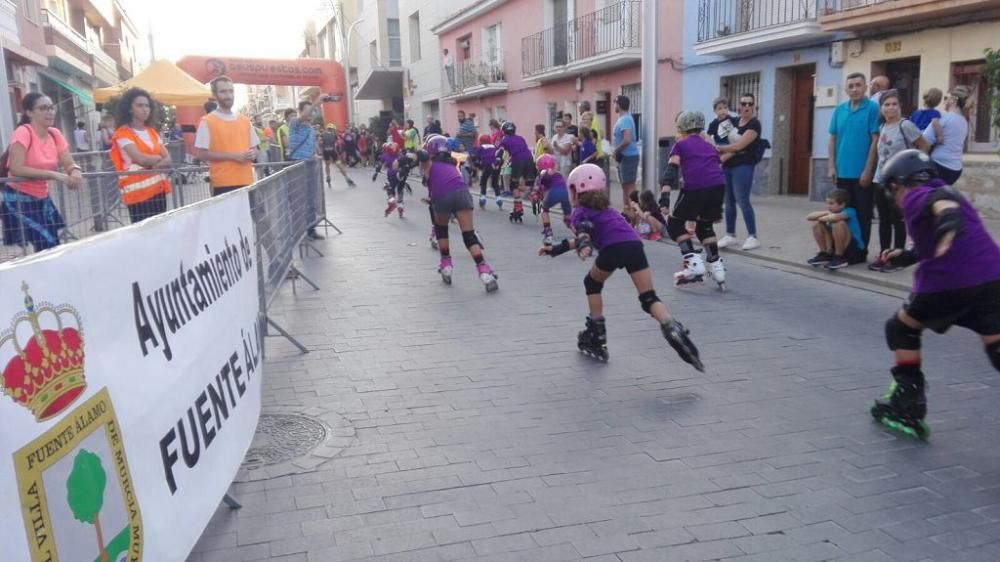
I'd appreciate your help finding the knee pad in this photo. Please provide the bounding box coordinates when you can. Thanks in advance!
[987,340,1000,372]
[666,216,688,240]
[584,273,604,295]
[885,315,922,351]
[695,221,716,242]
[638,290,660,313]
[434,224,449,240]
[462,230,479,249]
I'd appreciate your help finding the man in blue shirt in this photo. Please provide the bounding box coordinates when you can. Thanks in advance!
[288,99,324,240]
[612,95,639,209]
[828,72,880,259]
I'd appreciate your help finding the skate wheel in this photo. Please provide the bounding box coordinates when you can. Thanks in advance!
[717,282,726,293]
[485,280,499,293]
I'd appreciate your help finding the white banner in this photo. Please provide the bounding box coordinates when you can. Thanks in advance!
[0,191,262,562]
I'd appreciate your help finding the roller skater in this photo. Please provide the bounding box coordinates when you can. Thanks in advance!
[378,142,407,219]
[661,111,728,291]
[497,122,535,225]
[533,153,573,246]
[408,135,498,292]
[869,150,1000,439]
[472,134,501,211]
[539,164,704,371]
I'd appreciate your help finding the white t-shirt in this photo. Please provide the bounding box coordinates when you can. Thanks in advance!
[73,129,90,151]
[551,132,575,169]
[874,119,922,184]
[443,53,454,67]
[194,110,260,150]
[922,112,968,171]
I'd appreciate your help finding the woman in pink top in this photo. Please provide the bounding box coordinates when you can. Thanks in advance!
[3,93,82,251]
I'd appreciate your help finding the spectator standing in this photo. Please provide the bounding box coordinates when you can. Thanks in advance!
[168,121,184,142]
[194,76,259,196]
[717,93,763,251]
[98,115,114,150]
[533,124,551,158]
[443,49,455,92]
[869,75,890,106]
[277,109,293,159]
[579,127,597,164]
[403,119,420,152]
[563,112,579,166]
[909,88,943,131]
[457,110,477,151]
[551,120,576,178]
[254,118,270,172]
[612,95,639,208]
[488,119,502,146]
[4,93,82,251]
[343,125,360,166]
[388,119,404,147]
[73,121,91,152]
[579,105,607,187]
[424,115,442,138]
[870,90,930,271]
[828,72,880,257]
[358,126,370,167]
[109,87,173,224]
[923,85,971,185]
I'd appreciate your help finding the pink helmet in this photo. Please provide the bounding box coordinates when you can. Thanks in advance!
[535,153,557,173]
[567,163,606,194]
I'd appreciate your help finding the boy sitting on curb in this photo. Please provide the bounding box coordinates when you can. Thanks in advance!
[806,188,866,269]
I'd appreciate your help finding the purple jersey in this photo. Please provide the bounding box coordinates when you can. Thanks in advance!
[475,144,496,168]
[380,152,399,180]
[902,179,1000,294]
[669,135,726,190]
[499,134,532,164]
[539,171,567,193]
[570,205,641,250]
[426,161,468,199]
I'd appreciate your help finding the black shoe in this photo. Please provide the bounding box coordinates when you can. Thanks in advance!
[825,256,848,270]
[807,251,832,267]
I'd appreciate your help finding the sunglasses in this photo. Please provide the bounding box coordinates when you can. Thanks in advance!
[740,102,754,107]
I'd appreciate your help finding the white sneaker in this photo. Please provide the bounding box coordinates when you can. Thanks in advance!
[718,235,738,249]
[741,236,760,250]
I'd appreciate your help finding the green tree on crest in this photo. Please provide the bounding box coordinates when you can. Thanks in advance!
[66,449,110,562]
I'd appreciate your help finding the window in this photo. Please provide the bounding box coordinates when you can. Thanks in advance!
[24,0,38,22]
[495,105,506,121]
[720,72,761,117]
[483,23,501,65]
[408,12,420,62]
[621,83,642,141]
[387,18,401,67]
[953,60,997,153]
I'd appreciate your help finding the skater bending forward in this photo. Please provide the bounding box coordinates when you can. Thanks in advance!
[660,111,727,289]
[538,163,703,371]
[533,153,573,246]
[872,149,1000,438]
[414,135,498,291]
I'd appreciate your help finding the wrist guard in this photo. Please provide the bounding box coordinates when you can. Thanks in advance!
[549,239,571,257]
[934,207,964,244]
[658,191,671,210]
[575,235,594,258]
[889,249,919,268]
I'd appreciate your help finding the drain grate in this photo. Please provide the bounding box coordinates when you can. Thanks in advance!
[242,414,327,470]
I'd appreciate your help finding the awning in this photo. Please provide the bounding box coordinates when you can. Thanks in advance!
[355,67,404,100]
[43,74,95,107]
[94,59,211,106]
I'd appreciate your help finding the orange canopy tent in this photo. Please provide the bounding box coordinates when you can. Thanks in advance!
[93,59,211,106]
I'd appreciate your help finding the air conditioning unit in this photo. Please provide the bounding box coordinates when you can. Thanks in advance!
[829,40,845,67]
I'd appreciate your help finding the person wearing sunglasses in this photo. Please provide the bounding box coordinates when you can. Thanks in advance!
[3,93,82,252]
[716,94,762,251]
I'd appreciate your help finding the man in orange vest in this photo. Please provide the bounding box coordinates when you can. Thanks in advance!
[109,87,173,223]
[194,76,259,196]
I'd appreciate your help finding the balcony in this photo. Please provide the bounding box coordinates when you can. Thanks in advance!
[696,0,834,56]
[442,59,507,101]
[41,9,92,76]
[521,0,640,82]
[90,42,119,86]
[820,0,1000,33]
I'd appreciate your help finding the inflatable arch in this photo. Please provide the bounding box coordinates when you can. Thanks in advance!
[175,55,348,142]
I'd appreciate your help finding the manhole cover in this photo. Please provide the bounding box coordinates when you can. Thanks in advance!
[242,414,327,470]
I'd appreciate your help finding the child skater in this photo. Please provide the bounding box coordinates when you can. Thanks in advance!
[533,153,573,245]
[379,141,405,218]
[869,149,1000,438]
[632,190,666,241]
[407,135,499,291]
[473,134,502,209]
[496,122,535,223]
[539,163,704,370]
[660,111,728,291]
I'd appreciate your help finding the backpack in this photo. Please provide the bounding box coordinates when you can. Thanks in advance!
[753,137,771,165]
[0,125,32,178]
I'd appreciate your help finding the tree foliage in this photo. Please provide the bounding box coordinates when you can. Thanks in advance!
[984,48,1000,132]
[66,449,107,524]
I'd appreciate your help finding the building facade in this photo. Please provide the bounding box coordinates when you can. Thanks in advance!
[433,0,683,153]
[820,0,1000,213]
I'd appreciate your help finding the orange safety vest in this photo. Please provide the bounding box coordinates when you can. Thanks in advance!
[109,126,172,206]
[202,113,254,190]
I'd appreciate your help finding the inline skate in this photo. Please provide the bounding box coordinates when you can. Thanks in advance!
[477,263,499,292]
[383,197,397,218]
[674,252,706,287]
[542,226,554,246]
[438,256,453,285]
[509,199,524,223]
[429,227,438,250]
[661,319,704,372]
[397,203,404,219]
[871,368,929,438]
[706,257,726,292]
[577,316,608,361]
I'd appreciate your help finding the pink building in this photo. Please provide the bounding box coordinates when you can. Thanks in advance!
[432,0,683,147]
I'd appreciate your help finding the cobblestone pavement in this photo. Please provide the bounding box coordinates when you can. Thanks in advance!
[188,173,1000,562]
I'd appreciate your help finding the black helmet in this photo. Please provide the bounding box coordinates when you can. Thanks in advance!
[501,121,516,135]
[882,149,937,188]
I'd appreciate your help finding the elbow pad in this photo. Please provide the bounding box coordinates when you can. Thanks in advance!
[575,219,594,237]
[660,163,679,188]
[934,208,964,243]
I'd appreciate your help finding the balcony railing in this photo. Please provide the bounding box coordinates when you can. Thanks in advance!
[821,0,891,13]
[41,9,89,54]
[697,0,819,43]
[443,58,506,97]
[522,0,640,78]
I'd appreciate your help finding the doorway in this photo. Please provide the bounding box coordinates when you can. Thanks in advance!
[872,57,920,116]
[788,65,815,195]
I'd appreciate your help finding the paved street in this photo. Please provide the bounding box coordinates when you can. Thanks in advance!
[189,172,1000,562]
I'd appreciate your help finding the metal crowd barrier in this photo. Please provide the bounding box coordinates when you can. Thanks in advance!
[1,158,334,353]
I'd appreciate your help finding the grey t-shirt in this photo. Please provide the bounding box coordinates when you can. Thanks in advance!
[875,119,921,184]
